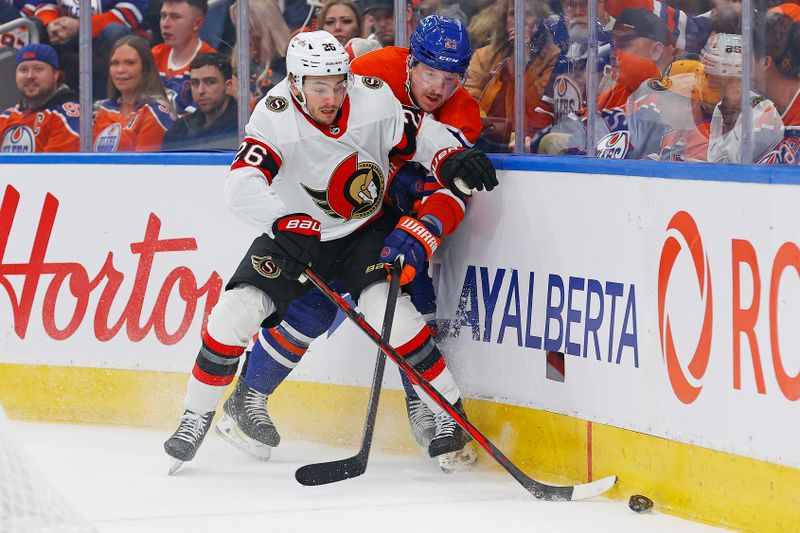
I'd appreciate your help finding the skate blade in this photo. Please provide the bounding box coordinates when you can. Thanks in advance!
[215,416,272,461]
[437,442,477,474]
[168,457,185,475]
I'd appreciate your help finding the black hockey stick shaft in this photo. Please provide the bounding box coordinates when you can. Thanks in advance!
[300,266,617,502]
[295,258,403,486]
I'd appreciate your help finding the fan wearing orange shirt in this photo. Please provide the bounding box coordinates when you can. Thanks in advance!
[151,0,216,116]
[0,44,79,153]
[94,36,173,152]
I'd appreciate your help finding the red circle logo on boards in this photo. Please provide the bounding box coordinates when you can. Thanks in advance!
[657,211,713,404]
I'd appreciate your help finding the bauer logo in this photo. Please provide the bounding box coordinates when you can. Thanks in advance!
[1,125,35,153]
[657,211,713,404]
[448,265,639,368]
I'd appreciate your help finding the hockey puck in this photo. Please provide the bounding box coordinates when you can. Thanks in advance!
[628,494,654,513]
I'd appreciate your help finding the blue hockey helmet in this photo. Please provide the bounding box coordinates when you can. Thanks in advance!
[409,14,472,74]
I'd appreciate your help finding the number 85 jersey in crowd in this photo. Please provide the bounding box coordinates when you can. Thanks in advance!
[226,74,466,241]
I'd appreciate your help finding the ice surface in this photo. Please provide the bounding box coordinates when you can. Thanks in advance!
[12,422,728,533]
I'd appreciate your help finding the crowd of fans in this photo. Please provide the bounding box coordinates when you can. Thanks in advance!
[0,0,798,163]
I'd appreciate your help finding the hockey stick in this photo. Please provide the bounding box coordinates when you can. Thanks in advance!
[295,258,403,486]
[297,266,617,502]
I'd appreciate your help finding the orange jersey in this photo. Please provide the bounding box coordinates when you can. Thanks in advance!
[93,98,173,152]
[0,88,80,153]
[152,41,216,115]
[352,46,479,236]
[351,46,482,145]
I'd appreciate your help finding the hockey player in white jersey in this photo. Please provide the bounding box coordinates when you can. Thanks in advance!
[163,30,496,474]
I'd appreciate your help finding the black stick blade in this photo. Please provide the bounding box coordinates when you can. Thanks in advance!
[295,455,367,486]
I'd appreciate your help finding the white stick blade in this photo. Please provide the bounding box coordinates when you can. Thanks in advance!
[570,475,617,501]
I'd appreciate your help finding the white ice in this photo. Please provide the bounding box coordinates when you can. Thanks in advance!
[12,421,728,533]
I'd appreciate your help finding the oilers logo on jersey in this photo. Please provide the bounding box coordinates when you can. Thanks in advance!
[95,123,122,152]
[301,152,385,220]
[1,125,35,152]
[554,75,582,124]
[596,130,630,159]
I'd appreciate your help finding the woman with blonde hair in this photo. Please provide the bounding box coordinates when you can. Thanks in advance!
[316,0,363,46]
[465,0,559,150]
[231,0,292,99]
[93,35,173,152]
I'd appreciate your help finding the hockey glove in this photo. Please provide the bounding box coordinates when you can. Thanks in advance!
[437,148,498,199]
[380,216,441,285]
[387,161,426,213]
[271,214,322,281]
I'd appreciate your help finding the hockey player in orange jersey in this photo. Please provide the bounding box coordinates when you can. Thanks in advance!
[0,44,79,153]
[93,36,173,152]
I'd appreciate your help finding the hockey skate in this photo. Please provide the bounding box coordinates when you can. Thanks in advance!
[164,410,215,475]
[428,400,477,473]
[405,396,436,457]
[214,377,279,461]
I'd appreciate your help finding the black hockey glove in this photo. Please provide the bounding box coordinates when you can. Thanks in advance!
[271,214,322,281]
[437,148,498,200]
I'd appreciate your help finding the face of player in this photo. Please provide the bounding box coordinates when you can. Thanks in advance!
[109,45,143,101]
[190,65,231,113]
[323,4,359,46]
[409,62,462,112]
[16,60,59,106]
[297,75,348,125]
[368,8,395,46]
[160,1,204,49]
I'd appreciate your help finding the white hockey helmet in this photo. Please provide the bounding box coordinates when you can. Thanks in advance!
[701,33,742,77]
[286,31,352,108]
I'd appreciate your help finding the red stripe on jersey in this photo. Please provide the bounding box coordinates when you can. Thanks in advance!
[231,136,282,184]
[420,355,446,381]
[202,329,245,357]
[268,327,307,356]
[192,365,236,386]
[395,327,430,357]
[430,146,464,186]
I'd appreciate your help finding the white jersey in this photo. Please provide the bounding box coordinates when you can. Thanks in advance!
[707,92,784,164]
[225,75,462,241]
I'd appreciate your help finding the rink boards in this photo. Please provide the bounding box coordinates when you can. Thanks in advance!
[1,153,799,532]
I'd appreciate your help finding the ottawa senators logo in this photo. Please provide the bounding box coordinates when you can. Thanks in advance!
[265,96,289,112]
[362,76,383,89]
[302,153,384,220]
[251,255,281,278]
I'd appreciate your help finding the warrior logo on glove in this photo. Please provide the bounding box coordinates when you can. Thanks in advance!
[302,152,385,220]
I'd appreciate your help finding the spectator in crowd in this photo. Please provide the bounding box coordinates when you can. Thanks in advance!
[230,0,290,101]
[162,52,237,149]
[152,0,216,116]
[702,32,784,163]
[465,0,559,151]
[317,0,362,45]
[1,0,21,24]
[0,43,79,152]
[753,7,800,163]
[35,0,146,100]
[362,0,413,46]
[624,57,718,161]
[416,0,467,23]
[94,35,173,152]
